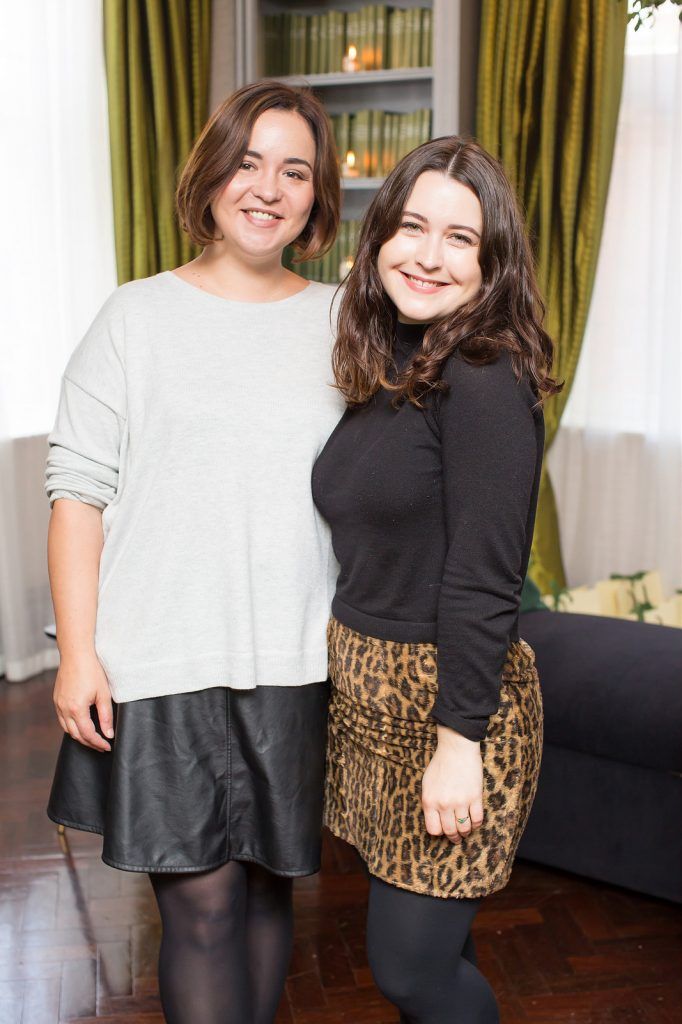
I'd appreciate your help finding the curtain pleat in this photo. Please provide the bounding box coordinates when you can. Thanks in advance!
[477,1,627,592]
[103,0,211,284]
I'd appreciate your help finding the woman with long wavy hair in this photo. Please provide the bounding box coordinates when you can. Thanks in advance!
[313,136,562,1022]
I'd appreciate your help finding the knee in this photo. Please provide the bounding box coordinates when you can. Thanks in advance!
[367,944,421,1013]
[456,958,500,1024]
[368,947,500,1024]
[183,892,244,950]
[158,880,245,952]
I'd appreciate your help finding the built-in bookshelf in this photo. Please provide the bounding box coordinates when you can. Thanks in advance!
[262,4,433,75]
[238,0,479,283]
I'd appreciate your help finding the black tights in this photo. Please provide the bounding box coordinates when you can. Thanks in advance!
[150,860,293,1024]
[367,876,500,1024]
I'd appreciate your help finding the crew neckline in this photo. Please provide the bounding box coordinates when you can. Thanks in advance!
[163,269,317,307]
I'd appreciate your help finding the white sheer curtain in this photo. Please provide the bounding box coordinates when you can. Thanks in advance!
[0,1,117,679]
[548,4,682,595]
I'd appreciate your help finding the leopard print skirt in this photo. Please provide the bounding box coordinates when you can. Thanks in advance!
[324,617,543,899]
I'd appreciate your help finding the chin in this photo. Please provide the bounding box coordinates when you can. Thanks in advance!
[396,299,439,320]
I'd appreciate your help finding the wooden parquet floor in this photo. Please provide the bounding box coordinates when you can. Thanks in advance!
[1,671,681,1024]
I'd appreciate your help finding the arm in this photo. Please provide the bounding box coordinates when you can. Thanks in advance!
[421,351,542,842]
[49,500,113,751]
[46,294,127,750]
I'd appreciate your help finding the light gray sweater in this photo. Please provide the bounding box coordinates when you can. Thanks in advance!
[46,271,345,703]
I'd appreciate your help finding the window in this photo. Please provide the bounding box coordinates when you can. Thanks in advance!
[0,0,117,439]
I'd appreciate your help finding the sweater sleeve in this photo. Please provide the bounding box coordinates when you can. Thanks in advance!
[45,292,127,510]
[429,351,542,741]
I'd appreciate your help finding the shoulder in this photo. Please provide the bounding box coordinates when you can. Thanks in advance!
[300,280,345,312]
[433,349,543,441]
[85,273,168,330]
[64,276,164,377]
[440,348,538,414]
[111,272,175,311]
[294,281,346,336]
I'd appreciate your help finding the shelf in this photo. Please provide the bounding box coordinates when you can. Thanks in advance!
[269,67,433,87]
[245,1,473,139]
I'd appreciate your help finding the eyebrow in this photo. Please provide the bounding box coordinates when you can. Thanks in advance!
[402,210,481,238]
[244,149,313,172]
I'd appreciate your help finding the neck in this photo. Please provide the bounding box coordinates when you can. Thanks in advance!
[395,318,430,342]
[188,244,300,303]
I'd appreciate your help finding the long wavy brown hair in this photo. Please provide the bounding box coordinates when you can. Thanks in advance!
[333,136,562,407]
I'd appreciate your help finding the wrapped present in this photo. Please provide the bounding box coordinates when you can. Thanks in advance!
[541,570,680,628]
[595,579,629,616]
[643,595,682,628]
[634,570,665,608]
[608,570,664,616]
[542,586,603,616]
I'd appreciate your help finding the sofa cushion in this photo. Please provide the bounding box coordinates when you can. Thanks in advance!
[519,610,682,774]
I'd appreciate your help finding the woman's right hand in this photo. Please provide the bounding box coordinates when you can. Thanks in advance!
[53,652,114,752]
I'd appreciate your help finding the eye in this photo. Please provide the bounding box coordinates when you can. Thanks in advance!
[284,170,307,180]
[449,232,475,246]
[401,221,422,231]
[240,161,256,171]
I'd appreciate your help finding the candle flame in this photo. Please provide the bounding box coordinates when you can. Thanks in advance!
[345,150,356,169]
[348,45,357,59]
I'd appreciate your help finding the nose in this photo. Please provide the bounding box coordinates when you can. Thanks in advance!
[415,232,443,273]
[252,167,282,205]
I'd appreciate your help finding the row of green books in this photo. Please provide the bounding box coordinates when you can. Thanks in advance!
[263,5,433,76]
[332,109,431,178]
[285,220,362,284]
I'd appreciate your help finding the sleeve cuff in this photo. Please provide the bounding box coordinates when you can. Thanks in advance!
[429,700,489,742]
[48,491,106,511]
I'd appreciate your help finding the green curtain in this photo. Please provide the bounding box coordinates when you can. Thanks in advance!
[476,0,627,593]
[103,0,212,284]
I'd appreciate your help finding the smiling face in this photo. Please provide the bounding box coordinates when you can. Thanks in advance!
[377,170,483,323]
[210,108,316,259]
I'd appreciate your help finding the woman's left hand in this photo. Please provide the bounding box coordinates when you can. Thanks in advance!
[421,725,484,843]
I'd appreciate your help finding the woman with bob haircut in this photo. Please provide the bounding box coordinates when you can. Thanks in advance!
[45,80,344,1024]
[313,136,563,1022]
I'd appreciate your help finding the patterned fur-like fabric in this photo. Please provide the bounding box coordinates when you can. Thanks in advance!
[324,618,543,899]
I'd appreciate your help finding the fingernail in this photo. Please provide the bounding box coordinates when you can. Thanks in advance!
[105,729,114,739]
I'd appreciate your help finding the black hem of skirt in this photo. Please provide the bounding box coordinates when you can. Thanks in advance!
[47,683,329,878]
[47,812,321,878]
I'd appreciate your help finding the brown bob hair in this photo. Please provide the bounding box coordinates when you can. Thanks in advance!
[176,80,341,260]
[333,136,563,407]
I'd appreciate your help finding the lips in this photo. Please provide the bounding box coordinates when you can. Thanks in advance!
[400,271,449,292]
[242,208,283,221]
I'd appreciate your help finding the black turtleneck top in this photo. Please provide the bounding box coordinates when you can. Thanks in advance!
[312,320,544,741]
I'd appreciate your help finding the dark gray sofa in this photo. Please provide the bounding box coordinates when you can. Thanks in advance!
[517,609,682,903]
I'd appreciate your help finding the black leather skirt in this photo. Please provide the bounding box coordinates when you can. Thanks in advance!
[47,682,329,875]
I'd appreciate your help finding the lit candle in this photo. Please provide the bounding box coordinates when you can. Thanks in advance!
[340,150,359,178]
[338,256,354,281]
[342,44,361,72]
